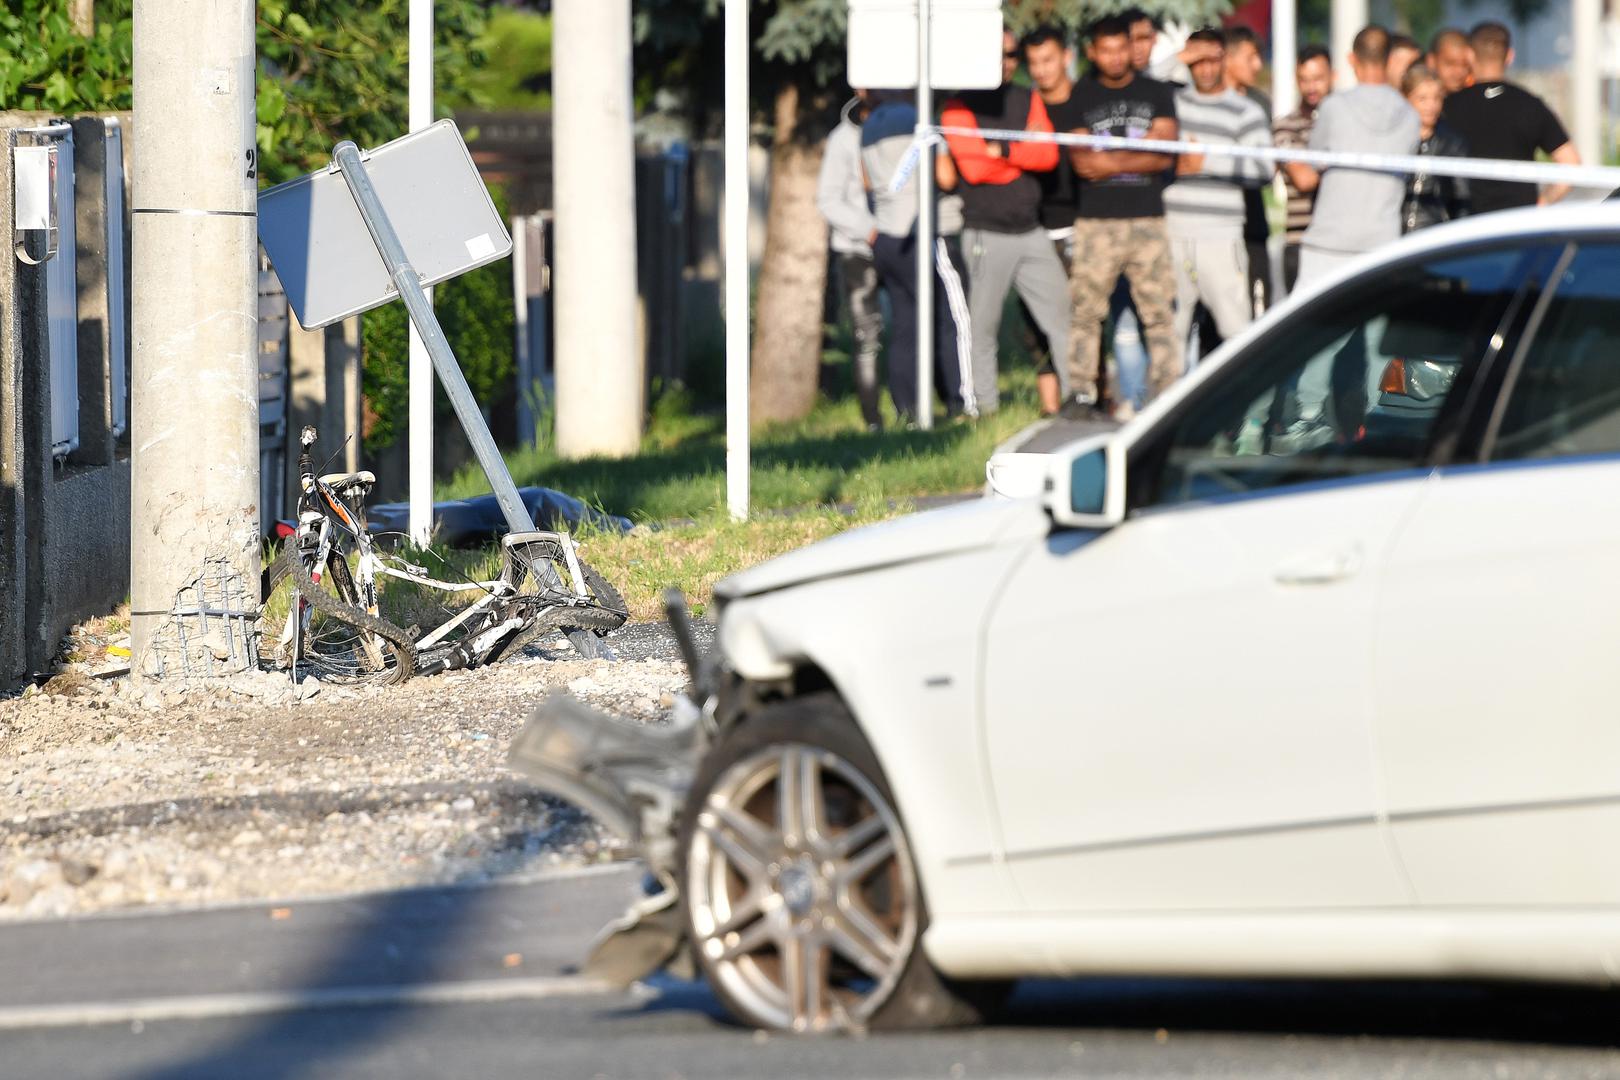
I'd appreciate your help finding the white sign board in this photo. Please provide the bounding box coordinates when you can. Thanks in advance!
[257,119,512,330]
[847,0,1004,90]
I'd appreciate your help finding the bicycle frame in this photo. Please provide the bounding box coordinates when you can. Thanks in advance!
[274,425,617,678]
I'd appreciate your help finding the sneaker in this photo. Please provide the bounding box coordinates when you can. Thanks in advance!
[1111,401,1137,423]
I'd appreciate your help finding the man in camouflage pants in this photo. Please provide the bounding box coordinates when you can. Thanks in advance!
[1059,16,1183,419]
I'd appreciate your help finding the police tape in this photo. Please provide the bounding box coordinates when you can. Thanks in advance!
[887,123,1620,195]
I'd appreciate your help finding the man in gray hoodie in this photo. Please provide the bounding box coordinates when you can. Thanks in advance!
[817,92,886,430]
[1286,25,1420,287]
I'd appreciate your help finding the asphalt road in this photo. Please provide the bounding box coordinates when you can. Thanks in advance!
[4,867,1620,1080]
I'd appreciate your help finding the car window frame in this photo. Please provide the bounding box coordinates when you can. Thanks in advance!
[1122,237,1558,518]
[1477,240,1620,464]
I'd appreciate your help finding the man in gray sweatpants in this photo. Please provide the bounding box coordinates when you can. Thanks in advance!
[941,34,1071,415]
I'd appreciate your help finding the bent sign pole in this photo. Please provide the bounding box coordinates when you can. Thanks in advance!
[330,142,536,537]
[724,0,750,521]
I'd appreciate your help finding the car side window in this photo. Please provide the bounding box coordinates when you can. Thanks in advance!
[1490,244,1620,462]
[1134,247,1536,511]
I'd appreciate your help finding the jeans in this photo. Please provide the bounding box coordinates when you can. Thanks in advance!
[1109,277,1148,410]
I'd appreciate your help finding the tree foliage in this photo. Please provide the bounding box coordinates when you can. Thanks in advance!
[361,185,516,454]
[7,0,517,460]
[1004,0,1234,32]
[255,0,492,184]
[460,7,554,112]
[0,0,132,111]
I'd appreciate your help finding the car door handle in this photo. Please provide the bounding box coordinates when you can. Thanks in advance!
[1273,547,1362,586]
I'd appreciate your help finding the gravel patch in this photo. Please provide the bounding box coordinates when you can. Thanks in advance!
[0,624,710,921]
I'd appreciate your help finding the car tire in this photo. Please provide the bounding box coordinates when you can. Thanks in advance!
[677,692,1009,1033]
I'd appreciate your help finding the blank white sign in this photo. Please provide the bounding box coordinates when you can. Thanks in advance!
[846,0,1004,90]
[257,119,512,330]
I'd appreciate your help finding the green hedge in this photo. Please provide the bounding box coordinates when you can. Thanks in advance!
[361,185,516,455]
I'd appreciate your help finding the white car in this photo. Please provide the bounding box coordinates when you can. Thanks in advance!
[512,202,1620,1035]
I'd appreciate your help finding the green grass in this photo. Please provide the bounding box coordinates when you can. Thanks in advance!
[575,497,905,622]
[438,367,1044,523]
[415,313,1058,621]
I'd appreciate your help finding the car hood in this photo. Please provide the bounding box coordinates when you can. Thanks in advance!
[714,495,1054,601]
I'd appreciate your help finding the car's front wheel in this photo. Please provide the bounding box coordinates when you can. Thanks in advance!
[678,693,1005,1033]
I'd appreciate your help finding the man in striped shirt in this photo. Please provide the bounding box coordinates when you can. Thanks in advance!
[1273,45,1332,293]
[1163,28,1273,363]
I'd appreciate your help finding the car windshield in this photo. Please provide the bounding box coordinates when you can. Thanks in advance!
[1140,246,1543,509]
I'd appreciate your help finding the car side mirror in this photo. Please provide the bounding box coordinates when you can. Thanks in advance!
[1045,434,1126,529]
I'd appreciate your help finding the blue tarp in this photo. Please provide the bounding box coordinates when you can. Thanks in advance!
[367,488,633,547]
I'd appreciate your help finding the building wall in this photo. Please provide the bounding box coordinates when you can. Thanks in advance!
[1,115,132,688]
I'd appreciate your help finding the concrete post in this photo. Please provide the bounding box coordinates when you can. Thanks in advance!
[286,309,326,510]
[1571,0,1602,171]
[552,0,643,458]
[1332,0,1367,89]
[129,0,260,678]
[1271,0,1298,119]
[327,317,363,474]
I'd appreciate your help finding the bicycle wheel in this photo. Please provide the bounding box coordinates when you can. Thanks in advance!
[262,547,415,685]
[486,544,628,664]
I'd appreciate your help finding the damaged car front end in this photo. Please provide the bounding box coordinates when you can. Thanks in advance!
[507,494,1064,1031]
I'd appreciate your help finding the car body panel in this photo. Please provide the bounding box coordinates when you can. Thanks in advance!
[1372,457,1620,905]
[716,523,1050,917]
[925,910,1620,983]
[508,205,1620,1004]
[981,475,1428,912]
[715,495,1054,602]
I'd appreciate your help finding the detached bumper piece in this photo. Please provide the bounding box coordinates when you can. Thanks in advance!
[509,692,702,853]
[508,691,706,986]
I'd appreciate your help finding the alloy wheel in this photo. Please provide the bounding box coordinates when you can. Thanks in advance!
[686,743,919,1033]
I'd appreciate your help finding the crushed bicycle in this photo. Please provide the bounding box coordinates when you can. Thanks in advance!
[261,426,628,685]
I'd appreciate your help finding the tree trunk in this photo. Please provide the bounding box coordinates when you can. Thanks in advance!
[750,81,830,425]
[69,0,93,35]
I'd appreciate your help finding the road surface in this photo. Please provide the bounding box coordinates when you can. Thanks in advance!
[3,866,1618,1079]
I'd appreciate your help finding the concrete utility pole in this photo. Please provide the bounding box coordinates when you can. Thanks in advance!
[552,0,643,458]
[129,0,260,677]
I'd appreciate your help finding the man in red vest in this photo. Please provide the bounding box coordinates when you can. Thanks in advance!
[942,29,1072,417]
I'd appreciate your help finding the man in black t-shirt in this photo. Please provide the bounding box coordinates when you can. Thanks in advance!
[1060,15,1181,418]
[1441,21,1579,215]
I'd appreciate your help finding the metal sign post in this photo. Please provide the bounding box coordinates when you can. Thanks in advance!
[259,121,533,538]
[847,0,999,430]
[724,0,750,521]
[914,0,934,430]
[329,140,535,537]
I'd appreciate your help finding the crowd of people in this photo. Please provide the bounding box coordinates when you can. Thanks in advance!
[816,16,1583,425]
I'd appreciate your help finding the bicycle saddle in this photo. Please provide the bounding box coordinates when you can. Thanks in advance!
[320,470,376,494]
